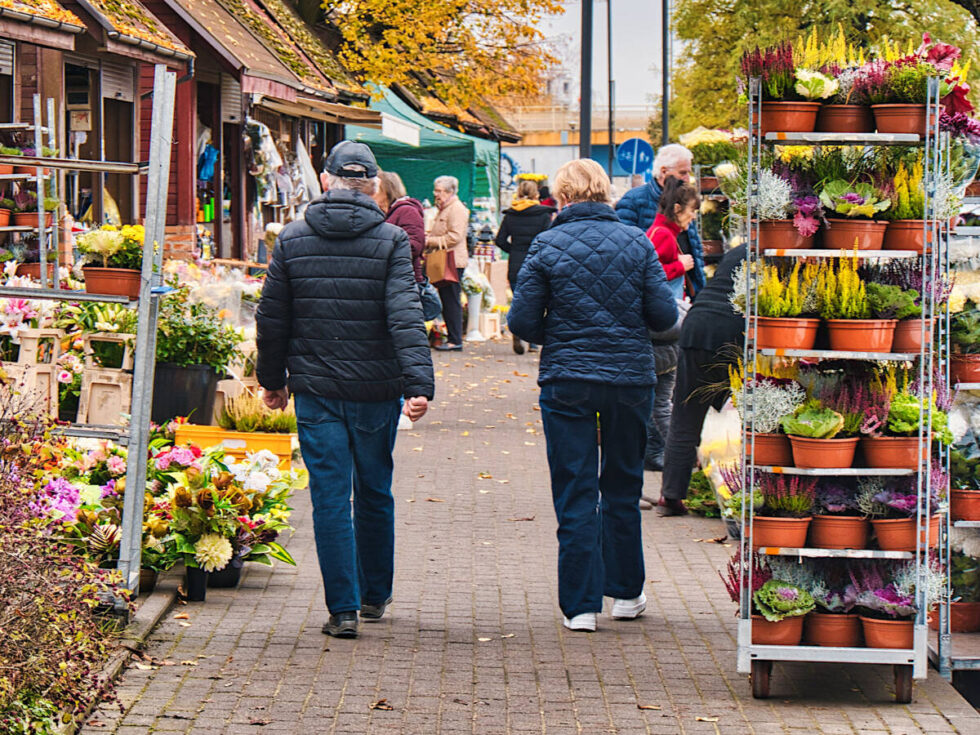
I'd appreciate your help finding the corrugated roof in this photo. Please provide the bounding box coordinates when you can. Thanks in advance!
[0,0,83,26]
[76,0,191,56]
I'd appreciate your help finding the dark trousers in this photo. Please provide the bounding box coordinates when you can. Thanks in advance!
[437,267,465,344]
[644,368,676,466]
[539,379,651,618]
[661,348,733,500]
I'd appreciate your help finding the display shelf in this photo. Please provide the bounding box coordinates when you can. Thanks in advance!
[961,196,980,207]
[763,132,920,146]
[953,226,980,236]
[758,348,917,361]
[53,424,129,445]
[929,631,980,671]
[761,248,921,259]
[746,643,917,665]
[0,155,142,175]
[955,383,980,391]
[757,547,914,560]
[0,286,134,305]
[0,173,46,181]
[0,122,49,132]
[0,225,52,233]
[754,466,915,476]
[953,520,980,528]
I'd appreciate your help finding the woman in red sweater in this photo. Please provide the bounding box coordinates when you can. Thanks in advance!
[645,178,701,300]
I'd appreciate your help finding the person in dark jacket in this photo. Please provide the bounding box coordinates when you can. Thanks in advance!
[658,244,747,516]
[495,179,555,354]
[508,159,677,633]
[377,171,426,283]
[615,143,706,294]
[256,141,435,638]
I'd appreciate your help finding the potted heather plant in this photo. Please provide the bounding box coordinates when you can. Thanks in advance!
[950,304,980,384]
[781,403,858,468]
[11,188,58,228]
[881,159,928,252]
[856,472,944,552]
[740,43,837,133]
[721,552,813,645]
[818,180,890,250]
[871,259,949,352]
[75,224,144,299]
[852,558,943,648]
[0,194,13,227]
[768,556,863,647]
[818,66,876,133]
[750,472,817,549]
[949,432,980,521]
[0,144,21,175]
[753,260,821,349]
[729,366,806,466]
[754,170,824,250]
[809,481,870,550]
[816,257,900,352]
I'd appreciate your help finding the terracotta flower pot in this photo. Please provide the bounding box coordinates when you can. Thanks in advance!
[759,101,821,134]
[883,220,927,253]
[871,104,929,135]
[809,515,870,550]
[805,612,863,647]
[860,616,913,649]
[747,432,793,467]
[825,319,898,353]
[751,516,812,549]
[872,515,941,552]
[952,354,980,385]
[702,239,724,256]
[860,436,929,470]
[82,267,142,300]
[752,614,805,645]
[788,436,859,469]
[816,104,876,134]
[967,181,980,197]
[822,219,888,251]
[13,165,50,175]
[928,602,980,633]
[0,164,13,175]
[11,212,52,228]
[700,175,719,192]
[757,219,814,251]
[0,208,9,227]
[139,567,158,594]
[15,262,57,281]
[951,489,980,521]
[891,319,934,353]
[754,316,820,350]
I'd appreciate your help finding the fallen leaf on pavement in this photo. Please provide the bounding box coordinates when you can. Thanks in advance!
[501,633,515,638]
[461,431,470,436]
[249,719,272,726]
[478,472,493,479]
[513,371,529,377]
[178,622,192,627]
[86,721,106,728]
[524,441,536,446]
[694,536,729,544]
[696,716,719,722]
[508,516,535,522]
[479,490,490,494]
[477,637,492,642]
[496,479,510,484]
[412,447,423,452]
[369,699,394,711]
[134,663,156,670]
[426,497,445,503]
[180,660,198,666]
[173,612,190,620]
[637,704,662,711]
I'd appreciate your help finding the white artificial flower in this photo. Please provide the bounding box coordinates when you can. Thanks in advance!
[244,472,272,493]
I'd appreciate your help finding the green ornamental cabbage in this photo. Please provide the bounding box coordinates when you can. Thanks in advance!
[780,407,844,439]
[753,579,816,622]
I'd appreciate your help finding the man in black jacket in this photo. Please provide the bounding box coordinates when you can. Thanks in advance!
[256,141,434,638]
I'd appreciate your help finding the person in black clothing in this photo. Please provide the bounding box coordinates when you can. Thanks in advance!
[658,244,747,516]
[496,179,555,354]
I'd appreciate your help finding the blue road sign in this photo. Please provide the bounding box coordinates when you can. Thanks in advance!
[616,138,655,175]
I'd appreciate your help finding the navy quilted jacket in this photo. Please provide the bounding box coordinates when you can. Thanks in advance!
[615,179,706,293]
[508,202,678,387]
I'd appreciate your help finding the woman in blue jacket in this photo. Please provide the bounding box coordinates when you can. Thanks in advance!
[508,159,678,633]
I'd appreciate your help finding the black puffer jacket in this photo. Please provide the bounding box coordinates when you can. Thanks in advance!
[495,203,555,286]
[256,190,435,402]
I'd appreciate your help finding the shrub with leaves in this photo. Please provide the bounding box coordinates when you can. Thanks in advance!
[156,284,244,373]
[218,391,297,434]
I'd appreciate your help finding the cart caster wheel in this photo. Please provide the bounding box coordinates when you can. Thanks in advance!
[751,660,772,699]
[894,664,913,703]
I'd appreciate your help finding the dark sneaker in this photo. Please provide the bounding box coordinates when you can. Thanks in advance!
[512,334,525,355]
[656,497,688,517]
[527,343,539,353]
[322,611,359,638]
[643,455,664,472]
[361,596,393,621]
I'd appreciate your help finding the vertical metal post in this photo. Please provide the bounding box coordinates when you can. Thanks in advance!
[33,95,47,289]
[116,65,177,606]
[46,98,59,280]
[661,0,670,146]
[606,0,614,176]
[579,0,593,159]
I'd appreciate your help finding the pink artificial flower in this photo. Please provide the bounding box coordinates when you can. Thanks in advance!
[170,447,195,467]
[57,370,73,384]
[155,454,172,471]
[106,455,126,476]
[793,212,820,237]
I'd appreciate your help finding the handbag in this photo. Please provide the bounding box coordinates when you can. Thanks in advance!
[417,279,443,321]
[426,248,459,287]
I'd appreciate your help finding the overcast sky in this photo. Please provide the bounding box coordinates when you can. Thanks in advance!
[542,0,665,108]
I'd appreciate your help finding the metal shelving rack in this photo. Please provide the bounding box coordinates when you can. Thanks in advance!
[737,77,948,702]
[0,66,177,612]
[694,163,728,264]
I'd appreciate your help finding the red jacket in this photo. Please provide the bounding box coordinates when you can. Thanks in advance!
[645,214,685,282]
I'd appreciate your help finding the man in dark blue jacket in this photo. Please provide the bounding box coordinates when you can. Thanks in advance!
[256,141,434,639]
[508,159,677,633]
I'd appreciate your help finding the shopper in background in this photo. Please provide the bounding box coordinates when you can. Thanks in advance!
[378,171,426,284]
[426,175,469,351]
[539,184,557,208]
[496,179,555,354]
[508,159,677,633]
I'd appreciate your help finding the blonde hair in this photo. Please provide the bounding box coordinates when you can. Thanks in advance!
[516,180,539,200]
[379,171,408,203]
[553,159,611,205]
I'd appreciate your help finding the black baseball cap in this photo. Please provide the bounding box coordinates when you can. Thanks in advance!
[324,141,378,178]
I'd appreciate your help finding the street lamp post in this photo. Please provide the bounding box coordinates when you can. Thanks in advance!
[661,0,670,146]
[579,0,593,159]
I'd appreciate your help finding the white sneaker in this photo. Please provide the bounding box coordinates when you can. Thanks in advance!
[611,592,647,620]
[397,414,413,431]
[562,613,597,632]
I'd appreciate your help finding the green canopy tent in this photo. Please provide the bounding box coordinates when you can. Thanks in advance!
[346,87,499,212]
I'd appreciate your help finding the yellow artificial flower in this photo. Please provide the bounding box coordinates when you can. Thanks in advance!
[194,533,233,573]
[776,145,814,164]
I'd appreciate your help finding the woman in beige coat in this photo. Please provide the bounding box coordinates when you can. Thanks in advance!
[425,175,470,350]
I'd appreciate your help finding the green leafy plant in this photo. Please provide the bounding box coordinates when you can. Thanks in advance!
[753,579,816,622]
[950,432,980,490]
[887,390,953,444]
[819,180,890,219]
[0,197,14,210]
[866,283,921,320]
[75,224,143,270]
[156,285,244,373]
[780,405,845,439]
[0,145,22,156]
[758,261,819,318]
[951,306,980,354]
[685,470,721,517]
[950,550,980,603]
[882,159,925,221]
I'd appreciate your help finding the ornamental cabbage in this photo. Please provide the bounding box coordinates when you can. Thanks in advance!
[753,579,816,622]
[780,406,844,439]
[794,69,839,100]
[819,180,891,219]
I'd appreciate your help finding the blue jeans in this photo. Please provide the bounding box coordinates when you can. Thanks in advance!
[294,392,402,614]
[539,380,652,618]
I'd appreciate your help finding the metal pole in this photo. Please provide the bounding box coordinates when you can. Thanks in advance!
[607,0,614,176]
[47,98,59,281]
[33,95,47,290]
[661,0,670,146]
[579,0,593,159]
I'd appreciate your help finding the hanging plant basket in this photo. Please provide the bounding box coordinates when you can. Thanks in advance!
[860,436,929,470]
[825,319,897,353]
[82,267,141,300]
[883,220,927,253]
[757,220,814,251]
[928,602,980,633]
[750,516,811,549]
[891,319,934,353]
[871,515,941,552]
[871,104,928,135]
[952,354,980,385]
[951,489,980,521]
[751,614,805,645]
[754,317,820,350]
[759,101,821,135]
[816,104,875,134]
[788,436,859,469]
[822,219,887,251]
[805,612,863,647]
[861,616,913,649]
[746,432,793,467]
[809,515,870,550]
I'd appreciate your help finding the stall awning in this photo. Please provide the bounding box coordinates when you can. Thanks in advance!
[255,95,382,127]
[73,0,192,62]
[0,1,84,50]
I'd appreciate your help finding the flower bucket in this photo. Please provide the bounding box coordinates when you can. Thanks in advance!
[207,564,242,588]
[789,436,859,469]
[747,432,793,467]
[805,612,862,647]
[0,208,9,227]
[82,266,141,300]
[816,104,875,134]
[759,101,821,134]
[871,104,928,135]
[751,614,804,645]
[928,603,980,633]
[754,317,819,350]
[12,212,52,228]
[139,568,158,595]
[185,567,208,602]
[825,319,897,353]
[751,516,811,549]
[702,239,724,256]
[152,364,220,425]
[891,319,934,353]
[951,489,980,521]
[822,219,887,251]
[860,436,929,470]
[757,219,814,251]
[952,354,980,385]
[15,263,57,281]
[883,220,927,253]
[872,515,940,552]
[860,616,913,649]
[809,515,870,550]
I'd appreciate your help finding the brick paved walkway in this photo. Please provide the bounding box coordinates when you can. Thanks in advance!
[84,340,980,734]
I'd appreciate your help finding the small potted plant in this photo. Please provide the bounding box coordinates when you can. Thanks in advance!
[753,260,821,349]
[818,180,890,250]
[11,238,59,281]
[950,304,980,384]
[730,366,806,466]
[768,557,863,647]
[754,171,824,251]
[949,432,980,521]
[751,472,817,549]
[721,553,812,645]
[0,145,21,175]
[881,159,928,252]
[700,199,726,255]
[0,195,13,227]
[871,259,950,352]
[809,481,870,550]
[856,472,944,552]
[861,384,952,469]
[11,189,58,228]
[76,224,144,299]
[781,404,858,468]
[853,559,942,648]
[817,66,875,133]
[931,543,980,633]
[740,43,837,133]
[816,257,899,352]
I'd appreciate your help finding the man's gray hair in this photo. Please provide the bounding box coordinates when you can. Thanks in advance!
[326,171,379,195]
[434,175,459,195]
[652,143,693,177]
